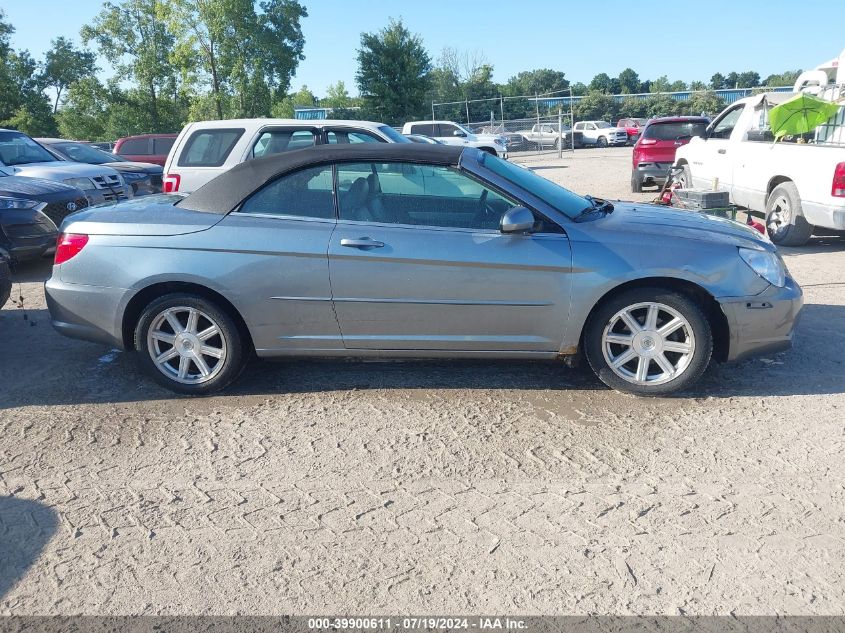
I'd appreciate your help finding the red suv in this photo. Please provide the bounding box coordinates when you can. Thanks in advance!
[114,133,178,167]
[631,117,709,192]
[617,118,647,145]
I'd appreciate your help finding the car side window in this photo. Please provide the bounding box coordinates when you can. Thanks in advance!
[252,129,316,158]
[410,123,434,136]
[326,130,383,144]
[710,106,743,140]
[587,123,596,130]
[438,124,458,137]
[238,165,334,219]
[153,137,175,155]
[336,161,524,231]
[178,128,245,167]
[574,123,583,130]
[119,138,149,155]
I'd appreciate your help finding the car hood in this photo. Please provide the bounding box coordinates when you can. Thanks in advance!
[0,175,79,196]
[61,194,223,236]
[5,161,122,180]
[108,161,163,174]
[595,201,774,250]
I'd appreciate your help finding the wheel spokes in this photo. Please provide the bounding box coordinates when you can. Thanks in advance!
[148,305,227,385]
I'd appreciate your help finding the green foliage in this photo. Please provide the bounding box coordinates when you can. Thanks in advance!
[589,73,619,94]
[684,91,726,117]
[323,81,352,108]
[618,96,647,119]
[643,93,679,118]
[356,18,432,125]
[42,37,97,112]
[710,72,726,90]
[504,68,569,96]
[573,92,619,122]
[763,70,802,87]
[617,68,640,94]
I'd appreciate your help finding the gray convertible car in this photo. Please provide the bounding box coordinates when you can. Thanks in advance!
[45,144,802,396]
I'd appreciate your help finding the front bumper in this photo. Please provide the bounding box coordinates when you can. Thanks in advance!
[718,275,803,362]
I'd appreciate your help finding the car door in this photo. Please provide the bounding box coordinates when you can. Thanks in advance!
[694,104,744,190]
[328,161,572,352]
[211,164,342,352]
[436,123,470,147]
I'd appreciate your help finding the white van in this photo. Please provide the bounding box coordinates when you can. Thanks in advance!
[163,119,410,193]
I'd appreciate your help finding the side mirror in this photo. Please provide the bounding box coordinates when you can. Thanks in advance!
[452,130,467,137]
[500,206,535,234]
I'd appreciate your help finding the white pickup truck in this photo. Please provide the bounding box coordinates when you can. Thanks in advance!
[573,121,628,147]
[675,93,845,245]
[401,121,508,157]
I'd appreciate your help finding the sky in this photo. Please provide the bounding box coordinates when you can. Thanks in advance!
[3,0,842,97]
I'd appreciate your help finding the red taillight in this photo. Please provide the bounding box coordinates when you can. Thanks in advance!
[832,162,845,198]
[54,233,89,265]
[163,173,181,193]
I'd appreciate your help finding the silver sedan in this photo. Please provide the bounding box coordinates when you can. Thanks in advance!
[45,144,802,396]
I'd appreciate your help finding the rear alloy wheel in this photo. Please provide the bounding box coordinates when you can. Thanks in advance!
[597,136,608,148]
[135,293,245,394]
[585,288,713,396]
[766,182,814,246]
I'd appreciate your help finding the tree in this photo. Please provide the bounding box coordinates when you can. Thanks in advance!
[617,68,640,94]
[725,72,739,88]
[505,68,569,96]
[165,0,307,120]
[763,70,801,87]
[323,81,352,109]
[589,72,619,94]
[356,18,432,125]
[570,82,588,97]
[271,84,316,118]
[649,75,672,93]
[643,93,678,118]
[710,72,726,90]
[573,91,618,122]
[82,0,179,131]
[689,80,707,91]
[618,96,647,119]
[736,71,760,89]
[669,80,687,92]
[685,91,726,117]
[41,37,97,112]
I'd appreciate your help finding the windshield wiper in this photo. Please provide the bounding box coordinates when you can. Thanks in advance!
[575,195,614,219]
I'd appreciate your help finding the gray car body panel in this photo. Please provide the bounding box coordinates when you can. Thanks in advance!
[45,147,802,365]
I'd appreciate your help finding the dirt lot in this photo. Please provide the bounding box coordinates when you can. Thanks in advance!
[1,147,844,615]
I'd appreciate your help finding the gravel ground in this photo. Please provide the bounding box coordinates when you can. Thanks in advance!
[1,147,844,616]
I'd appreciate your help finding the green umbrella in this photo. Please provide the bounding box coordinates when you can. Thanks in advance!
[769,93,840,139]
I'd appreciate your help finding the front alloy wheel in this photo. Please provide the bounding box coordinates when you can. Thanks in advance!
[585,288,713,395]
[601,302,695,386]
[135,293,246,394]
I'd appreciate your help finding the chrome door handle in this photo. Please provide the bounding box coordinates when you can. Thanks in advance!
[340,238,384,249]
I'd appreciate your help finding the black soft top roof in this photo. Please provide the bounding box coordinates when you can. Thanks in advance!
[180,143,466,214]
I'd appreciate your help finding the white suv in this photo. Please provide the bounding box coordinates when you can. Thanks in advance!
[163,119,410,193]
[401,121,508,158]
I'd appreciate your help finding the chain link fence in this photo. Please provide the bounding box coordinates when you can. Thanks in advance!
[432,92,576,157]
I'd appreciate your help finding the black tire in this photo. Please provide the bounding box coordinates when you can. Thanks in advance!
[597,136,608,148]
[765,182,814,246]
[584,287,713,396]
[134,292,246,395]
[631,172,643,193]
[677,164,693,189]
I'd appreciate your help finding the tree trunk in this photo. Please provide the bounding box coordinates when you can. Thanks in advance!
[149,81,160,130]
[209,42,223,120]
[53,88,62,114]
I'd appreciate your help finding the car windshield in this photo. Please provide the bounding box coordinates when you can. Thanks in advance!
[478,152,590,219]
[595,121,612,129]
[378,126,412,143]
[455,123,474,135]
[0,131,59,165]
[52,142,124,164]
[643,121,708,141]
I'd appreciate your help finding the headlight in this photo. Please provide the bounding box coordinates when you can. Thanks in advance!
[494,138,504,146]
[121,171,146,182]
[0,197,41,210]
[738,247,786,287]
[63,177,95,190]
